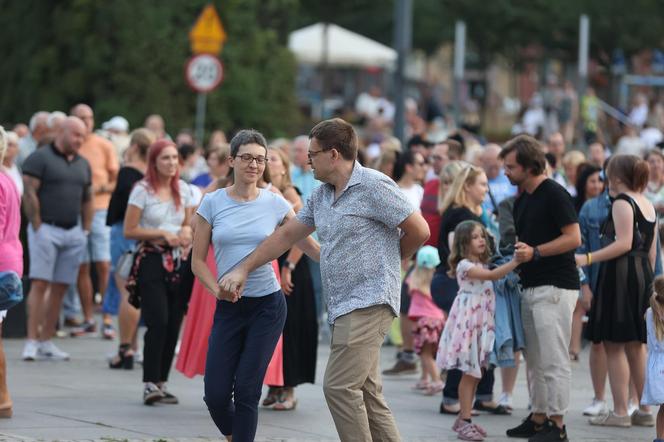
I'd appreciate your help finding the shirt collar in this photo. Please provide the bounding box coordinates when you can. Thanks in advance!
[49,143,79,162]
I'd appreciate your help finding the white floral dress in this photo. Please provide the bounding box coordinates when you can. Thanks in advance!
[436,259,496,379]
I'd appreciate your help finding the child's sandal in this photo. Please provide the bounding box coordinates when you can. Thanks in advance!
[456,422,484,441]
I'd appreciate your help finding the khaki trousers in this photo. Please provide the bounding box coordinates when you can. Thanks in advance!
[521,285,578,416]
[323,305,401,442]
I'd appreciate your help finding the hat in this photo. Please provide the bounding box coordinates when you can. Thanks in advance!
[102,116,129,133]
[416,246,441,269]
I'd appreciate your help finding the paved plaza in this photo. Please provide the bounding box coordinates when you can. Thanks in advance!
[0,335,655,441]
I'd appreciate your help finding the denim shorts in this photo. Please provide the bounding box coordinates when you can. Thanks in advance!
[83,210,111,263]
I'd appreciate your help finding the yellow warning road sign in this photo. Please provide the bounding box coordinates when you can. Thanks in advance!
[189,4,227,55]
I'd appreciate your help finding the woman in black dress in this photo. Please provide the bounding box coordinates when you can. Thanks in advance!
[262,146,318,410]
[575,154,656,426]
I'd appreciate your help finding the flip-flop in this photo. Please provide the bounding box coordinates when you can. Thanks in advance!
[440,404,479,416]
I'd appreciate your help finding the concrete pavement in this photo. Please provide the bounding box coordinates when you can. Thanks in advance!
[0,334,655,441]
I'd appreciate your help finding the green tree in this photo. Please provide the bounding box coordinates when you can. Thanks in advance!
[0,0,299,140]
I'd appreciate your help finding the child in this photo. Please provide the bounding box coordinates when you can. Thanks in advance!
[436,221,520,441]
[643,276,664,442]
[407,246,446,395]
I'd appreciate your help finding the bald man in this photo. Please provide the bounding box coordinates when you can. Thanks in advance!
[480,143,517,214]
[21,117,93,361]
[70,104,118,338]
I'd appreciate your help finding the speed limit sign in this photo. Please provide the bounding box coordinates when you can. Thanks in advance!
[185,54,224,93]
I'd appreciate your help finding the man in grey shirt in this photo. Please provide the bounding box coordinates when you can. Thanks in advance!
[21,117,93,361]
[220,118,430,440]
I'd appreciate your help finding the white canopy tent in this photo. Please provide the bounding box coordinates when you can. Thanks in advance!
[288,23,397,69]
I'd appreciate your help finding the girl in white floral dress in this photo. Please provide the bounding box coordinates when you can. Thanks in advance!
[437,221,520,441]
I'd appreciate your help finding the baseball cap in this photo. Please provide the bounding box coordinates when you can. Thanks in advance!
[416,246,441,269]
[102,116,129,133]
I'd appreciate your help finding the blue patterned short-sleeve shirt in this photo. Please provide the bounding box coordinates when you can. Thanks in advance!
[297,162,414,323]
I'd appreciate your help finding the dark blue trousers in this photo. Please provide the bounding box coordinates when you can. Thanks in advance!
[204,291,286,441]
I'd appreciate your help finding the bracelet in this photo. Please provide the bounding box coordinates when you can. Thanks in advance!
[586,252,592,266]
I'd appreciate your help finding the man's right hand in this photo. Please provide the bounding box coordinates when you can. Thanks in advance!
[219,266,249,300]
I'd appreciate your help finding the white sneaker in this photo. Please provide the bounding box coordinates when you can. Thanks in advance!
[583,398,609,416]
[38,341,70,360]
[22,340,39,361]
[498,392,514,410]
[627,401,638,417]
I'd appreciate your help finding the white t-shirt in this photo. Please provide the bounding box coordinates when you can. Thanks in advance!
[127,179,196,234]
[399,184,424,212]
[197,188,291,297]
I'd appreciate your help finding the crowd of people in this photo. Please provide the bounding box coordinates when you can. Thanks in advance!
[0,97,663,442]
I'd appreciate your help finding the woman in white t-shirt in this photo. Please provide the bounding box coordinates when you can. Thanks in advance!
[394,150,426,211]
[124,139,197,405]
[191,130,319,441]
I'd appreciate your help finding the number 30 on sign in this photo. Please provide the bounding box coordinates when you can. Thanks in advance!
[185,54,224,93]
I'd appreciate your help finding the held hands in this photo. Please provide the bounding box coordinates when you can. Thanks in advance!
[163,231,181,248]
[514,242,534,263]
[218,267,248,302]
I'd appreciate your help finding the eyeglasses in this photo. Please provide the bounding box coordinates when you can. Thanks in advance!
[235,153,266,165]
[307,149,327,160]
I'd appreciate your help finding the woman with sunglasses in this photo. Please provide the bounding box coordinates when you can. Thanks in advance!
[192,129,319,442]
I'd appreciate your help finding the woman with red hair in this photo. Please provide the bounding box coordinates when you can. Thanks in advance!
[124,139,197,405]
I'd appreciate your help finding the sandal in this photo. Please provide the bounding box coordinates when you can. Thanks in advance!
[0,402,12,419]
[109,343,134,370]
[261,387,281,407]
[412,380,430,391]
[456,421,485,441]
[273,397,298,411]
[424,381,444,396]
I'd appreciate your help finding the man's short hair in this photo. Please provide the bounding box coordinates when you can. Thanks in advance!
[444,139,464,160]
[499,134,546,176]
[309,118,358,161]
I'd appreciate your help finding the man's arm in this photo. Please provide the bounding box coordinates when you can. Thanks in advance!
[515,222,581,261]
[81,184,93,232]
[22,175,42,229]
[219,217,315,294]
[399,211,430,259]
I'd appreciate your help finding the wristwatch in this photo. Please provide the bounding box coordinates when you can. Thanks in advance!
[283,261,296,271]
[532,247,541,261]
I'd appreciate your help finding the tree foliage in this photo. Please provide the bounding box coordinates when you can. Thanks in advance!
[0,0,300,138]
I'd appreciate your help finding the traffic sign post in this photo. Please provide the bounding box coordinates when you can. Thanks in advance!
[185,54,224,147]
[188,4,226,146]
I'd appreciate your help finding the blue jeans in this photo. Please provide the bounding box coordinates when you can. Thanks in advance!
[102,223,136,315]
[204,291,286,440]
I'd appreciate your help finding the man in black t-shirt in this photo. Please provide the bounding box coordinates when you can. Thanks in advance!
[499,135,581,442]
[21,117,92,362]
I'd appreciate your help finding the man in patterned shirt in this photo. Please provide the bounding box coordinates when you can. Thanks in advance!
[220,118,430,440]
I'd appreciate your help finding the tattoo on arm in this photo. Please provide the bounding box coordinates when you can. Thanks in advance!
[22,176,41,226]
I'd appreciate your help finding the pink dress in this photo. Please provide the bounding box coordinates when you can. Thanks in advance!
[407,288,446,355]
[176,247,284,385]
[436,259,495,379]
[0,171,22,322]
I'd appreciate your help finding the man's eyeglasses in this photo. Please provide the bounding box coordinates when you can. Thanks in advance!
[307,149,327,160]
[235,154,266,165]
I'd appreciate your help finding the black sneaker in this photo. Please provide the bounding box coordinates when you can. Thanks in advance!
[506,413,547,438]
[528,420,568,442]
[158,385,179,404]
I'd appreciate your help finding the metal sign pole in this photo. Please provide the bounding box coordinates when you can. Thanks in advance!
[577,14,590,146]
[195,92,207,147]
[454,21,466,128]
[393,0,412,145]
